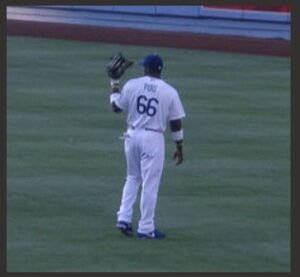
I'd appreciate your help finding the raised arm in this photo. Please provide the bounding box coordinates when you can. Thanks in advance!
[110,80,122,113]
[106,52,133,113]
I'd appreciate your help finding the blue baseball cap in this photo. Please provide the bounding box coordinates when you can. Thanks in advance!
[139,53,163,73]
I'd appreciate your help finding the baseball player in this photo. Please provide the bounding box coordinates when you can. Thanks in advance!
[107,53,185,239]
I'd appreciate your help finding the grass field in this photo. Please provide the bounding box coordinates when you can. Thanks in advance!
[7,36,290,272]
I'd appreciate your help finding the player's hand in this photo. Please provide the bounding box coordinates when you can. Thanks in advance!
[173,144,183,165]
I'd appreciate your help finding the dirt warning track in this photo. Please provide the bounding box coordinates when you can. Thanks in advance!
[7,20,290,57]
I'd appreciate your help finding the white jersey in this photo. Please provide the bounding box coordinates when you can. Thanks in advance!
[114,76,185,132]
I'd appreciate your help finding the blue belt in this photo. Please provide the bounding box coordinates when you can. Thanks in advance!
[129,126,163,133]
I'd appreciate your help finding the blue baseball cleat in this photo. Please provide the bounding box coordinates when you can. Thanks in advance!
[137,229,166,239]
[116,221,133,237]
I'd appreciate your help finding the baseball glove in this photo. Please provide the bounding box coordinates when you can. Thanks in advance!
[106,52,133,79]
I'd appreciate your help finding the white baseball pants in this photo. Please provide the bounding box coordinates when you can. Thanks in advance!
[117,128,165,234]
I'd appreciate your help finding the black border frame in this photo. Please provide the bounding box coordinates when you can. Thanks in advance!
[2,0,297,276]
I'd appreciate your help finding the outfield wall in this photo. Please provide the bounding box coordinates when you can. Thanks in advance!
[7,6,290,40]
[41,5,291,23]
[7,6,290,57]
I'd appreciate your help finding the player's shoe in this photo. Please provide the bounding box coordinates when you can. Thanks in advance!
[116,221,133,237]
[137,229,166,239]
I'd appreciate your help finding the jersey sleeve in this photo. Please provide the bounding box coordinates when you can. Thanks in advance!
[114,81,131,111]
[169,90,186,120]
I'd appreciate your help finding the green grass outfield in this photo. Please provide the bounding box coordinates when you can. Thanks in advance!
[7,36,290,272]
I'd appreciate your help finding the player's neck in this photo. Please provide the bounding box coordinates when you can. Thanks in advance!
[146,73,161,79]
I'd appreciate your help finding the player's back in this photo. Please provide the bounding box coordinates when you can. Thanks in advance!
[120,76,184,132]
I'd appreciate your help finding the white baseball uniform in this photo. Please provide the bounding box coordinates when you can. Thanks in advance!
[113,75,185,234]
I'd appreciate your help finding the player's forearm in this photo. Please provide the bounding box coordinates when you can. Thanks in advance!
[170,119,184,164]
[170,119,183,143]
[170,119,182,131]
[109,79,122,113]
